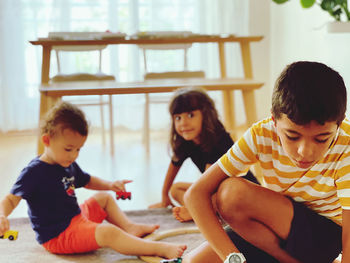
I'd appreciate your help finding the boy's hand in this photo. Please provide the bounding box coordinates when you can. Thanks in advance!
[110,180,133,192]
[0,215,9,236]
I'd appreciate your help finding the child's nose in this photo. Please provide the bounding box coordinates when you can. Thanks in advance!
[297,140,314,159]
[179,117,188,126]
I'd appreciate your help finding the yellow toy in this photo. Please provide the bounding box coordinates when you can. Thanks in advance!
[0,230,18,241]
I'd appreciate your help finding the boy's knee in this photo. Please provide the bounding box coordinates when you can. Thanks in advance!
[93,192,113,208]
[182,252,202,263]
[216,177,250,222]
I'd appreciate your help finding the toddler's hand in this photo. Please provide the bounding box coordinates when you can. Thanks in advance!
[0,215,9,236]
[111,179,133,192]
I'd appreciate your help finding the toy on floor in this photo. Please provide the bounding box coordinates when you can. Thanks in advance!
[161,258,182,263]
[0,230,18,241]
[116,191,131,200]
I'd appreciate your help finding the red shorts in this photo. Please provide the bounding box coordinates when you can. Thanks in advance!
[42,197,107,254]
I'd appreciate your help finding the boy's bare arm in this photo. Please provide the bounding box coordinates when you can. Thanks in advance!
[184,163,240,260]
[0,194,21,235]
[341,209,350,263]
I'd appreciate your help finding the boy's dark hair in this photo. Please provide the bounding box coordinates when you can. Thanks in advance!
[40,101,89,137]
[169,87,225,159]
[272,61,346,125]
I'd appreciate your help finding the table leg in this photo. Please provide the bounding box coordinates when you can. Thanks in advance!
[240,42,259,131]
[242,90,257,128]
[37,45,53,154]
[37,93,61,155]
[218,42,237,139]
[143,93,150,155]
[222,90,237,139]
[218,43,227,78]
[108,95,114,155]
[41,46,52,84]
[239,42,253,79]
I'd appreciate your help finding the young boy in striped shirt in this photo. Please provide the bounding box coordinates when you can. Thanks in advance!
[183,61,348,263]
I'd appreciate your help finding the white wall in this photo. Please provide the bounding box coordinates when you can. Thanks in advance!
[249,0,271,120]
[270,1,350,115]
[249,0,350,118]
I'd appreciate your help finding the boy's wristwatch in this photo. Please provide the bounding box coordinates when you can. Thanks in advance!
[224,252,246,263]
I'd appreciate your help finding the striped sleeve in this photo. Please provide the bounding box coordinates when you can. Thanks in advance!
[218,125,258,177]
[335,120,350,210]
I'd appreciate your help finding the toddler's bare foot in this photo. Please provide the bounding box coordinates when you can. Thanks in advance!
[126,223,159,237]
[172,206,192,222]
[158,243,187,259]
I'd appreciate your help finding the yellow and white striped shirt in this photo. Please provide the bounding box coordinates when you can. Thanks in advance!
[218,117,350,225]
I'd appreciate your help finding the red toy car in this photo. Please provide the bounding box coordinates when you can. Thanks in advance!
[116,191,131,200]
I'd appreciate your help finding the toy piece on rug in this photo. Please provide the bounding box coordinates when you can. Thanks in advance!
[161,257,182,263]
[0,230,18,241]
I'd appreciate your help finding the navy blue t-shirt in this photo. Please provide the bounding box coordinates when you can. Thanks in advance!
[10,157,91,244]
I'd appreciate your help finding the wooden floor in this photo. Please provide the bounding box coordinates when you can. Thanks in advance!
[0,128,201,219]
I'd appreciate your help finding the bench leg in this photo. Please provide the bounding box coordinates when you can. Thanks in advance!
[108,95,114,155]
[222,90,236,140]
[242,89,257,127]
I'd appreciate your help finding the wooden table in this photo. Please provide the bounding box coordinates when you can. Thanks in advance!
[31,35,264,154]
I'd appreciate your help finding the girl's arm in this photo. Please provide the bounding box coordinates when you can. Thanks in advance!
[0,194,22,235]
[149,162,181,208]
[341,209,350,262]
[185,163,241,261]
[85,176,132,192]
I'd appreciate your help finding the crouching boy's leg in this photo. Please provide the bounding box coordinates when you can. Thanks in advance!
[182,241,221,263]
[216,177,342,263]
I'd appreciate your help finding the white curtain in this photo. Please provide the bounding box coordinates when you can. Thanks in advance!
[0,0,248,132]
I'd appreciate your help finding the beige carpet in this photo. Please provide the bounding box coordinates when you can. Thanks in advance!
[0,208,205,263]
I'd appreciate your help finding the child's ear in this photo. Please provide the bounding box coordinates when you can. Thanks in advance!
[42,134,50,146]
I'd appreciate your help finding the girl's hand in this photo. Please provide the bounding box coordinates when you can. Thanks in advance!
[110,179,133,192]
[0,215,9,236]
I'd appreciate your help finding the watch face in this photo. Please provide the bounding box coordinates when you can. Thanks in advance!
[229,254,242,263]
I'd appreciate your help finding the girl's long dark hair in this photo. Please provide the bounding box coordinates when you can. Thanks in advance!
[169,87,225,161]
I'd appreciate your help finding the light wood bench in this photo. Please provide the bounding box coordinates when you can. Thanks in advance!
[32,35,264,155]
[38,77,264,154]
